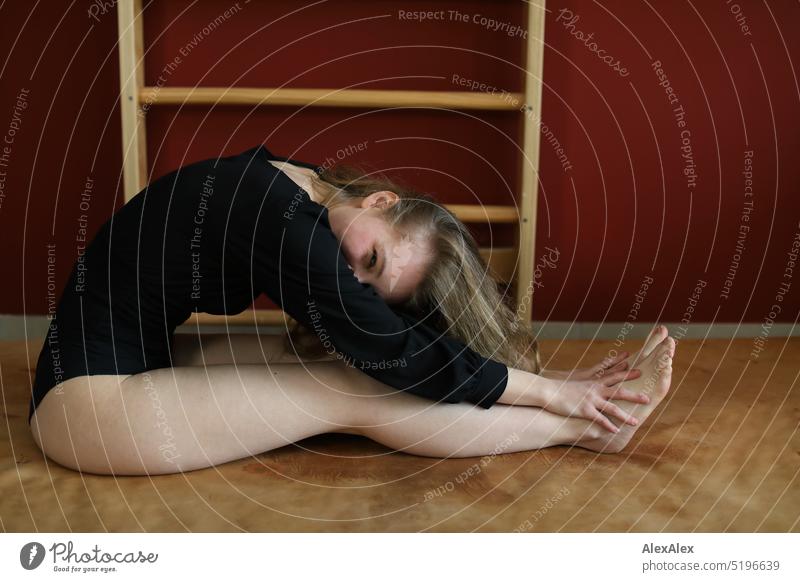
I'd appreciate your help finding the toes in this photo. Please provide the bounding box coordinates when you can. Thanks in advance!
[643,325,668,356]
[636,339,674,391]
[645,342,674,395]
[663,336,676,358]
[655,357,673,397]
[626,326,672,368]
[661,354,673,378]
[652,336,676,360]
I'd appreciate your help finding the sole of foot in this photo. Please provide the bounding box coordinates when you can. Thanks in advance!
[581,336,675,454]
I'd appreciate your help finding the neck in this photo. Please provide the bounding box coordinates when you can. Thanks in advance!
[310,178,340,207]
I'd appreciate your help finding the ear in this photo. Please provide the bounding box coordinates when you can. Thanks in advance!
[360,190,399,210]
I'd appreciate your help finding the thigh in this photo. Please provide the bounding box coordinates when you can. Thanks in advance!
[30,374,131,471]
[29,360,371,476]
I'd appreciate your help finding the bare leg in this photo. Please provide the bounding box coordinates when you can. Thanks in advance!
[30,359,611,476]
[30,333,675,475]
[582,336,675,453]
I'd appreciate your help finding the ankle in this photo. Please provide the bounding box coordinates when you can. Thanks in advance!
[568,419,606,447]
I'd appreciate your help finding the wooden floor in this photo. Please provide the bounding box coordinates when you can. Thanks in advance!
[1,337,798,532]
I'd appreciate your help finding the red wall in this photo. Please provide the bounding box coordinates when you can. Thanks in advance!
[1,0,798,324]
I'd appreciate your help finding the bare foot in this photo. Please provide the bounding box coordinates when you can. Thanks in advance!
[625,324,669,369]
[580,336,675,453]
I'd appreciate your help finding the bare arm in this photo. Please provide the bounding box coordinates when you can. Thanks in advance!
[496,365,646,433]
[538,350,633,382]
[496,368,556,407]
[496,351,637,405]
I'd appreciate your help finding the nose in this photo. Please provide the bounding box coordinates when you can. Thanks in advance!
[346,261,365,284]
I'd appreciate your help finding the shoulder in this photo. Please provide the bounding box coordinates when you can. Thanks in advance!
[278,201,368,289]
[280,200,336,257]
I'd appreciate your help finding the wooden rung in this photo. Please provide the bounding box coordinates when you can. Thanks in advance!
[138,87,525,111]
[445,204,519,223]
[185,310,291,328]
[181,247,517,328]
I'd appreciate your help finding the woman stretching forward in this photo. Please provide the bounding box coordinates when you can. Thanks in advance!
[29,145,675,475]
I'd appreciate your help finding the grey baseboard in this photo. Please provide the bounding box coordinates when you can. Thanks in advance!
[0,314,796,342]
[0,315,52,341]
[530,321,798,340]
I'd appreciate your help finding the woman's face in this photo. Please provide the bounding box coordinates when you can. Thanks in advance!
[327,191,433,304]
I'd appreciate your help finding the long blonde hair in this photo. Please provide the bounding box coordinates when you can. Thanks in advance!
[285,162,541,374]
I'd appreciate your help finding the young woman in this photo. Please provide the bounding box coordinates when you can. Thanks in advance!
[29,144,675,476]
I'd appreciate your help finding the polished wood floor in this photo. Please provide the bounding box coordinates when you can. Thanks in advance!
[1,337,798,532]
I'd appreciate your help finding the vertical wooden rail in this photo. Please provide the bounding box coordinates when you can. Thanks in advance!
[118,1,545,328]
[515,0,546,322]
[117,0,148,203]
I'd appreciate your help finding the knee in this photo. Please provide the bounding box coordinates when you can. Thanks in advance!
[315,360,396,396]
[306,360,397,428]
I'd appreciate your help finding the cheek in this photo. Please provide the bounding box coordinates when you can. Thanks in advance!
[397,263,427,296]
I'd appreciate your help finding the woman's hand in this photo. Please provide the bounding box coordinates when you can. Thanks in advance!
[542,351,632,382]
[541,368,650,433]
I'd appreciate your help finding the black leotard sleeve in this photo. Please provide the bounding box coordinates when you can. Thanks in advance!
[241,146,509,408]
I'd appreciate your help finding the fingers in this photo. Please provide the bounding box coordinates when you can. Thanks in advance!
[604,386,650,404]
[596,359,628,378]
[607,351,628,366]
[597,400,640,426]
[613,361,629,372]
[599,351,628,371]
[591,411,620,433]
[601,368,642,386]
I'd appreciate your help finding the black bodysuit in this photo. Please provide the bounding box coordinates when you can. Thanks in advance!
[29,145,508,423]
